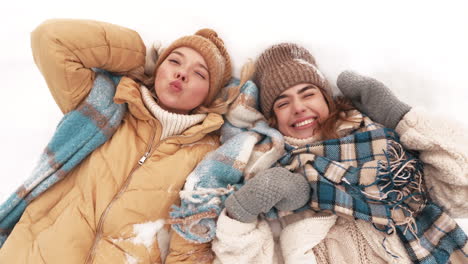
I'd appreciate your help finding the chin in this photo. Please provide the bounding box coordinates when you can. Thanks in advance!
[294,131,314,139]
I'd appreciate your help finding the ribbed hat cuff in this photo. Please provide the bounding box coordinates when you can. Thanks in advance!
[259,62,328,118]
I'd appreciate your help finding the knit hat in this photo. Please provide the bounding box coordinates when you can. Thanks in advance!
[155,28,232,106]
[254,43,329,118]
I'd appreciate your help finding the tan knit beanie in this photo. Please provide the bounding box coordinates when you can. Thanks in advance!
[155,28,232,106]
[254,43,329,118]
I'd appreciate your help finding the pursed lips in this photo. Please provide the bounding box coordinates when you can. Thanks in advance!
[169,80,183,92]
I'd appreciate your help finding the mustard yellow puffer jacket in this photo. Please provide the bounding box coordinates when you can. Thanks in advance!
[0,19,222,264]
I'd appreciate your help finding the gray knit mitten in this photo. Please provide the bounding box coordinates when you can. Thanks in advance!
[225,167,311,223]
[336,71,411,129]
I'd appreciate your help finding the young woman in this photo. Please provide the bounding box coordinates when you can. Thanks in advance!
[0,19,234,264]
[212,43,467,264]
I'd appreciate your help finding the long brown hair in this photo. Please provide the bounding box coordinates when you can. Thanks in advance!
[318,91,357,140]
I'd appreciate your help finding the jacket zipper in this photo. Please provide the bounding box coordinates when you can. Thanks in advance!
[85,121,158,264]
[84,117,218,263]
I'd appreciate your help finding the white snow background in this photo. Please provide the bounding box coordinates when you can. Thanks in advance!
[0,0,467,233]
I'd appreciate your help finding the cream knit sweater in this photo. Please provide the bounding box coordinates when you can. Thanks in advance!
[140,85,206,140]
[213,107,468,264]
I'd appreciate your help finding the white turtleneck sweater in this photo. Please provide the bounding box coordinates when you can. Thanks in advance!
[140,85,206,140]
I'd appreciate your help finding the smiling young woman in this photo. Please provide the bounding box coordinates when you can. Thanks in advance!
[272,83,330,139]
[213,43,468,264]
[256,43,356,142]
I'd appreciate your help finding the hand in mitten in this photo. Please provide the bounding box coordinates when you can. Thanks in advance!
[225,167,310,223]
[336,71,411,129]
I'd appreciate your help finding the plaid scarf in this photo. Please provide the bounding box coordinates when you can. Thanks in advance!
[0,70,126,247]
[280,115,467,264]
[169,77,285,243]
[169,78,467,263]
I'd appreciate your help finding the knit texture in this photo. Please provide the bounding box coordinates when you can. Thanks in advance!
[279,213,337,263]
[395,107,468,218]
[0,70,126,247]
[254,43,329,118]
[225,167,310,223]
[155,28,232,106]
[280,115,467,264]
[314,218,390,264]
[170,73,467,263]
[140,85,206,140]
[212,209,276,264]
[337,70,411,129]
[169,78,285,243]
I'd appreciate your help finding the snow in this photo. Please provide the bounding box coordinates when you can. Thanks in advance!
[131,219,166,250]
[156,224,170,262]
[0,0,467,239]
[109,219,169,263]
[294,58,325,79]
[125,253,138,264]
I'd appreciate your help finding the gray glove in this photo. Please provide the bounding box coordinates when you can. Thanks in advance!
[337,71,411,129]
[225,167,311,223]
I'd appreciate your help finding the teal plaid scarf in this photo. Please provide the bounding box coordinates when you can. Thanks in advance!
[0,70,126,247]
[280,115,467,264]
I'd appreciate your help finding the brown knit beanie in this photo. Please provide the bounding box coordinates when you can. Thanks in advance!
[155,28,232,106]
[254,43,329,118]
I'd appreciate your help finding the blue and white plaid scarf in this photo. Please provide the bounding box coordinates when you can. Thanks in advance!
[281,115,467,264]
[169,77,467,263]
[0,70,126,247]
[169,78,285,243]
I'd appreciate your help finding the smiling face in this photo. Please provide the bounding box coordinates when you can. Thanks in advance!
[154,47,210,114]
[272,83,330,139]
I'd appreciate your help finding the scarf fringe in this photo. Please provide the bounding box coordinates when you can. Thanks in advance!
[359,140,426,238]
[179,186,235,204]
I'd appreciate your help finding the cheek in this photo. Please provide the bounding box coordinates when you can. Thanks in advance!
[274,110,290,133]
[321,101,330,119]
[191,80,209,97]
[314,94,330,119]
[154,67,166,87]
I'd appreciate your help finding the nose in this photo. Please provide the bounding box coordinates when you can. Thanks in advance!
[292,99,306,114]
[175,71,187,81]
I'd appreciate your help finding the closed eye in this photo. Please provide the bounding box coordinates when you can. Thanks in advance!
[195,71,206,80]
[275,101,289,109]
[169,59,180,65]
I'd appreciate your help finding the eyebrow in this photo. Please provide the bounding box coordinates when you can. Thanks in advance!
[274,85,318,101]
[171,51,209,73]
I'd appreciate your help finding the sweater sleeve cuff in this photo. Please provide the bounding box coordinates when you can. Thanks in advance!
[217,208,259,236]
[280,214,337,261]
[395,107,420,135]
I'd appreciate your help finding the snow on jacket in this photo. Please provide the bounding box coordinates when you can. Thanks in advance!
[0,19,222,264]
[213,107,468,264]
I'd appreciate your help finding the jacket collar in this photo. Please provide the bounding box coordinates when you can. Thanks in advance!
[114,76,224,143]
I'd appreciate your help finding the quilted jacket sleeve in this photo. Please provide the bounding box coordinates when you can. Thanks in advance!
[165,231,215,264]
[31,19,146,113]
[396,107,468,218]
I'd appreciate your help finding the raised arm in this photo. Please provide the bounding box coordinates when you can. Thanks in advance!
[31,19,146,113]
[337,71,468,217]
